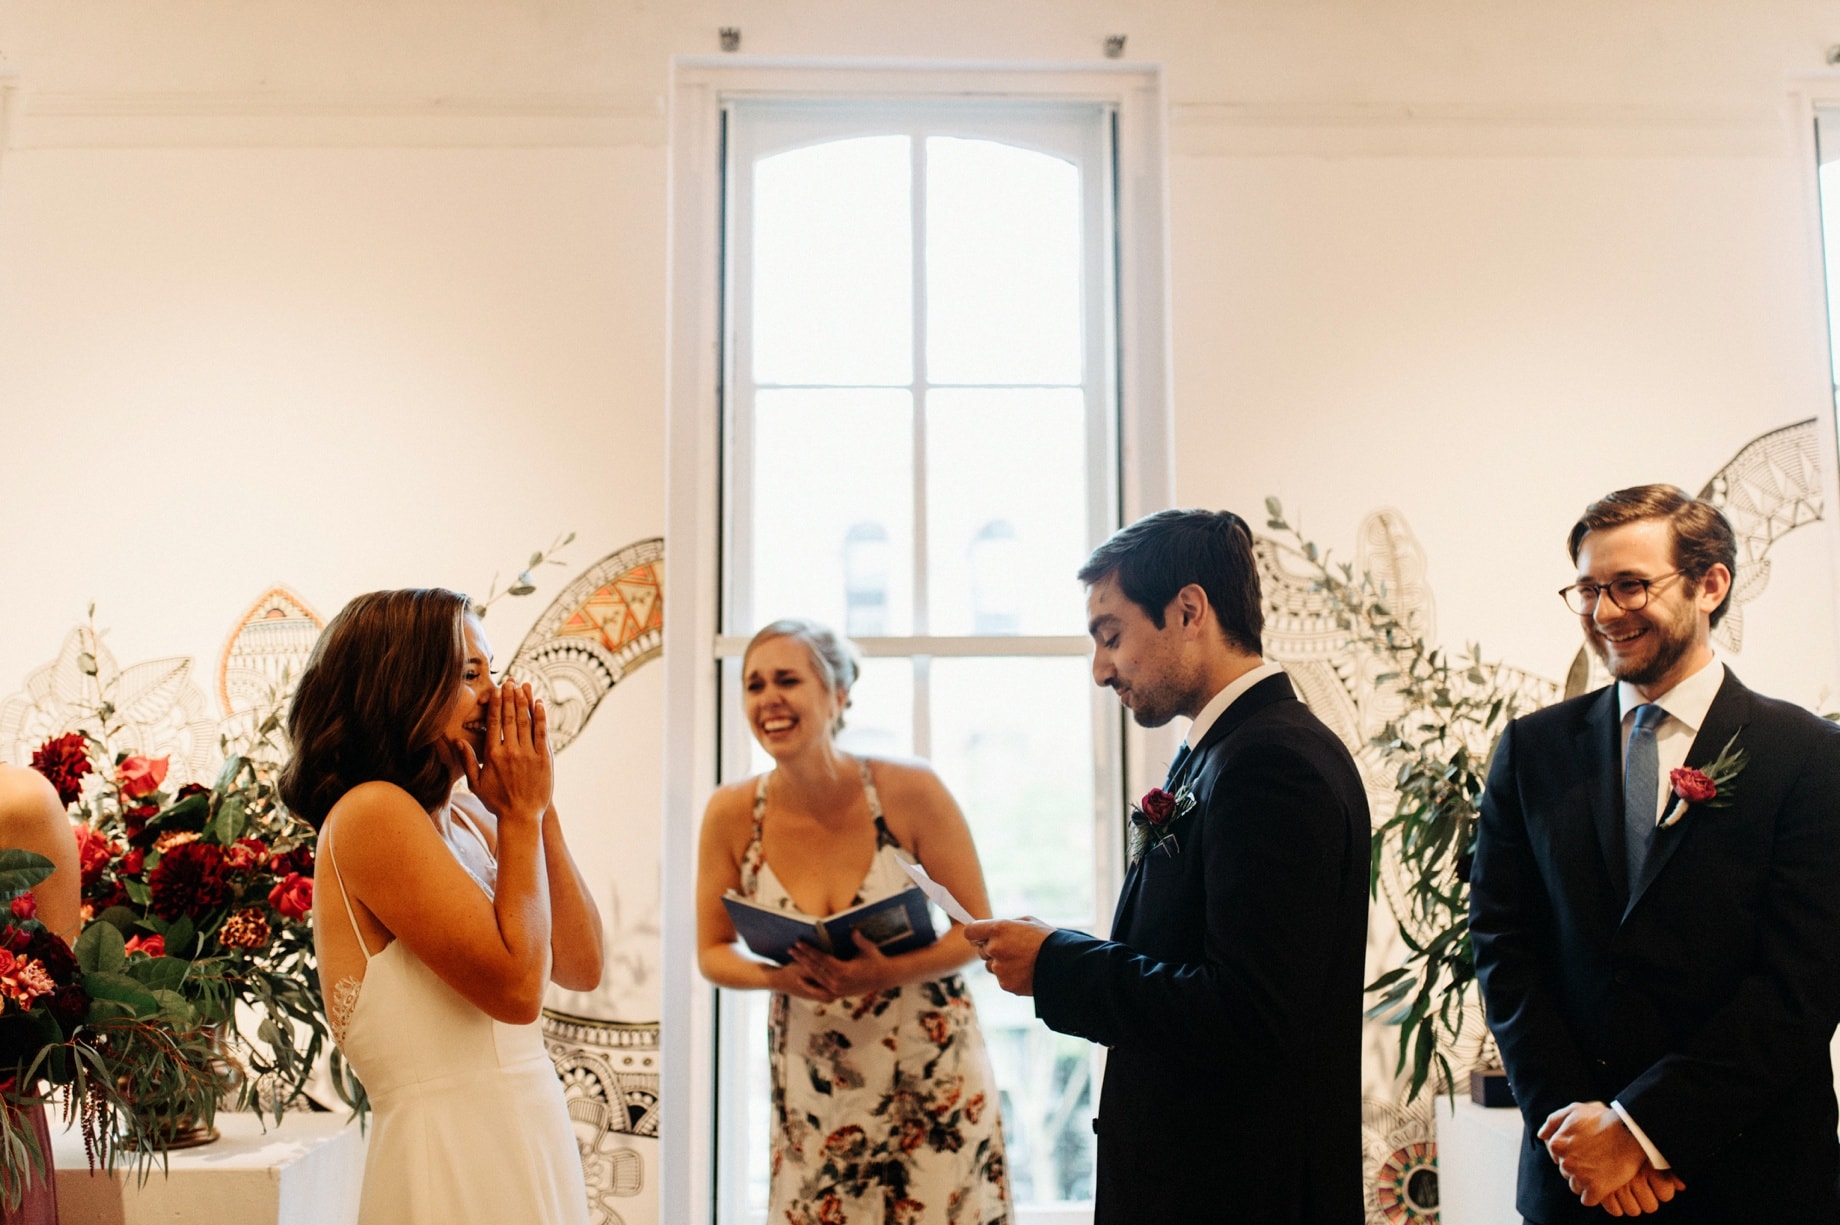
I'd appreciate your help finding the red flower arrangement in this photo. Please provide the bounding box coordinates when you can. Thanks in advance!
[0,849,226,1208]
[29,729,327,1122]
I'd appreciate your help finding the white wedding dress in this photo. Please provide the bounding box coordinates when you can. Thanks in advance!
[323,810,587,1225]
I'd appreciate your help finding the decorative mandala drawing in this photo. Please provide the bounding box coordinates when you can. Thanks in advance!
[216,586,323,747]
[1364,1095,1440,1223]
[509,539,665,754]
[544,1010,661,1225]
[0,626,216,782]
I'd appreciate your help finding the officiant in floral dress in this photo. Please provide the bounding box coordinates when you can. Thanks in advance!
[696,619,1011,1224]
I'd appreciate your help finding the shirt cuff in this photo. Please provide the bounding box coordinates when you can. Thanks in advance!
[1610,1100,1670,1170]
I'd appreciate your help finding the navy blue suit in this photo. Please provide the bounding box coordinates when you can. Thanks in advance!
[1472,669,1840,1223]
[1032,673,1370,1224]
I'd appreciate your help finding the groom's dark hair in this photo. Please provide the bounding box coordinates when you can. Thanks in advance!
[1078,509,1263,655]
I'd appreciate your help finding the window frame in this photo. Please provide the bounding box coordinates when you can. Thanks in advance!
[662,58,1176,1225]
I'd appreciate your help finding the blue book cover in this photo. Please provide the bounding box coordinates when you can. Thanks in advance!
[723,886,937,964]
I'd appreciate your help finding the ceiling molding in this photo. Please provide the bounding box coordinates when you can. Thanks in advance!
[1168,99,1791,158]
[12,89,667,149]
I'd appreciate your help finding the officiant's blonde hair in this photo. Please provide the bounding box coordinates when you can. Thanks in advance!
[744,619,861,733]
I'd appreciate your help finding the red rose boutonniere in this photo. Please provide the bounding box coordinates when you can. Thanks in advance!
[1129,784,1197,865]
[1658,729,1747,830]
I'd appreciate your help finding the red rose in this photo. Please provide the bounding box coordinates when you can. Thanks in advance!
[73,826,121,888]
[1138,787,1177,826]
[267,847,314,878]
[116,755,169,799]
[268,872,313,921]
[173,783,210,802]
[1670,767,1718,804]
[29,734,91,807]
[123,933,165,959]
[123,803,157,842]
[8,895,34,922]
[223,838,267,872]
[120,848,145,877]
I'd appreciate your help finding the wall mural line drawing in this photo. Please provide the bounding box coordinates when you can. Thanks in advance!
[1257,418,1824,1224]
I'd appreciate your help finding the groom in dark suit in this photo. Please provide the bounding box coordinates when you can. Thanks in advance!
[966,508,1370,1225]
[1471,483,1840,1222]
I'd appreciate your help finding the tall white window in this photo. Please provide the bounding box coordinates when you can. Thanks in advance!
[714,98,1121,1224]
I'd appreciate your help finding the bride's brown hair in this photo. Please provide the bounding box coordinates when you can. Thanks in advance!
[278,588,472,829]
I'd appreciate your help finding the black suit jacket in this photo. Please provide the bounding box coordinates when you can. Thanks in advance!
[1032,673,1371,1224]
[1472,668,1840,1223]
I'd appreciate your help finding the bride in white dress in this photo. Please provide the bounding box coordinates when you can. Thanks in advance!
[279,588,604,1225]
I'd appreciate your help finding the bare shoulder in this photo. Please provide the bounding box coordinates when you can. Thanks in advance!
[700,777,761,844]
[865,755,950,806]
[0,764,60,813]
[324,780,438,860]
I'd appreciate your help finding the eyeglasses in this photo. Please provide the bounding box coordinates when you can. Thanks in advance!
[1557,571,1684,615]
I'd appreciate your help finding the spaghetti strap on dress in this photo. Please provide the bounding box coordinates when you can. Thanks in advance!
[321,811,587,1225]
[741,759,1011,1224]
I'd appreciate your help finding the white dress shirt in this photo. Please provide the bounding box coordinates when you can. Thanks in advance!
[1180,660,1287,759]
[1608,653,1726,1171]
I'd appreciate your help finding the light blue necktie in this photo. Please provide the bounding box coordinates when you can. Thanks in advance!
[1624,703,1668,889]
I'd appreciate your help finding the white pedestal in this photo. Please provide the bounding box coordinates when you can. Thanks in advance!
[1436,1096,1524,1225]
[52,1111,366,1225]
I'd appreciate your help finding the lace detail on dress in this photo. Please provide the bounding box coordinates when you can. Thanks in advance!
[329,974,363,1046]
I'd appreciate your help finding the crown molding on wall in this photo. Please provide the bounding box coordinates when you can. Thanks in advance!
[1168,99,1792,158]
[11,89,668,149]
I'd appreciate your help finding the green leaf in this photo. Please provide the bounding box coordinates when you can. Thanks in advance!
[215,755,248,792]
[128,956,191,994]
[166,915,196,959]
[81,970,160,1016]
[123,878,152,906]
[0,850,55,903]
[212,794,248,844]
[151,989,196,1027]
[75,921,126,974]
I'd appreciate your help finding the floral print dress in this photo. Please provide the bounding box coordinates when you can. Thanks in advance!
[741,761,1011,1225]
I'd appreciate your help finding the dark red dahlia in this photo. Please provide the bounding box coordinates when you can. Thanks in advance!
[148,841,229,920]
[24,929,77,988]
[123,803,158,843]
[29,734,91,806]
[48,984,89,1032]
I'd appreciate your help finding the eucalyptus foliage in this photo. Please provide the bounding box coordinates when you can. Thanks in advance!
[1265,498,1524,1101]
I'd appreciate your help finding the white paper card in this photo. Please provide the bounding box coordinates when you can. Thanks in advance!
[899,860,978,925]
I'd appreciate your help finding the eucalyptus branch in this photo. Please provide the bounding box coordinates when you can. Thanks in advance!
[1264,497,1522,1101]
[475,532,576,619]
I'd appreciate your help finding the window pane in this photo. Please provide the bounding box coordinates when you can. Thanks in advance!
[926,137,1083,386]
[747,389,914,636]
[929,655,1100,1207]
[927,656,1095,925]
[925,389,1090,637]
[753,136,913,387]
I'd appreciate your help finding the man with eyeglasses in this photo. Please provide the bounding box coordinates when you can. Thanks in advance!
[1471,483,1840,1223]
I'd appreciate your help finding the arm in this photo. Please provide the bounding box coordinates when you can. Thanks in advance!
[694,783,835,1002]
[336,682,552,1024]
[537,804,604,991]
[1469,720,1601,1131]
[1028,739,1358,1053]
[1613,721,1840,1164]
[787,761,989,997]
[0,765,80,940]
[453,791,604,993]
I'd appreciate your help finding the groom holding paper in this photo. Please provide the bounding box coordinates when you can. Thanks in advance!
[968,509,1371,1224]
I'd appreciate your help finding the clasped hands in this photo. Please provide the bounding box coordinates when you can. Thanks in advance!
[1539,1101,1685,1217]
[771,933,894,1004]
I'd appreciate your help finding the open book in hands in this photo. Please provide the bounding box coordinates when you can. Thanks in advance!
[722,886,936,965]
